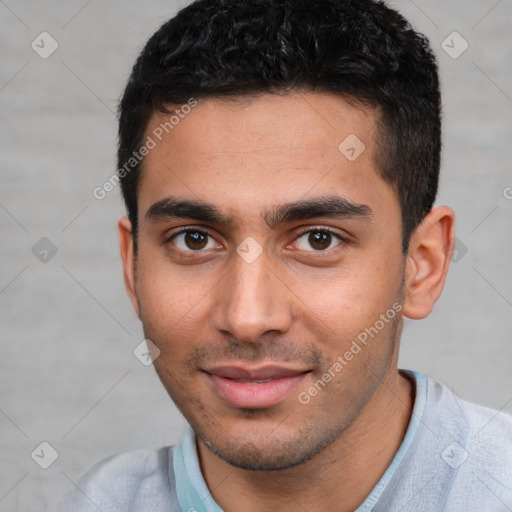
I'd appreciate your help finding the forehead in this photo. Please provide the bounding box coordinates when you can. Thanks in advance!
[137,92,398,228]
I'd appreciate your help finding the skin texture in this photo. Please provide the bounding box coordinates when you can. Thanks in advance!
[119,92,455,511]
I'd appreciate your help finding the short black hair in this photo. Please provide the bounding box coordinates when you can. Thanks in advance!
[118,0,441,253]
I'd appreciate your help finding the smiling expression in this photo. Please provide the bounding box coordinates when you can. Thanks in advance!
[122,91,408,470]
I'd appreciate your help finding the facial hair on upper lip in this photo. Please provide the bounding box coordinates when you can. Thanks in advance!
[184,337,327,372]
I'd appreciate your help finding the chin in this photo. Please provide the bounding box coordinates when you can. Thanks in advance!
[193,418,346,472]
[202,438,319,471]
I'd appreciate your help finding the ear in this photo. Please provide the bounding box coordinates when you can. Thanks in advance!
[402,206,456,319]
[118,216,141,318]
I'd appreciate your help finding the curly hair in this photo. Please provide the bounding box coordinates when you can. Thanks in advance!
[118,0,441,253]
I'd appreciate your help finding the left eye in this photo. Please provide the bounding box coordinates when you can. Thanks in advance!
[294,229,343,251]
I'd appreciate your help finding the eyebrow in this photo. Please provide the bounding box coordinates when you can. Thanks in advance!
[145,195,373,228]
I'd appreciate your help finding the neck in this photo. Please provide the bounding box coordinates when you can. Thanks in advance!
[197,369,414,512]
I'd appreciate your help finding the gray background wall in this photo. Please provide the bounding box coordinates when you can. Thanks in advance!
[1,1,511,510]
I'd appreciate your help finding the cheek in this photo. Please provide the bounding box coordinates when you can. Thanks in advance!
[303,260,401,337]
[135,253,212,343]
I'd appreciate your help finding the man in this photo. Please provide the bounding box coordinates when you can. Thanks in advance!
[63,0,512,510]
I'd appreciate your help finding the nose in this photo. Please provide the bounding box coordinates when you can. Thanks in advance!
[210,248,293,343]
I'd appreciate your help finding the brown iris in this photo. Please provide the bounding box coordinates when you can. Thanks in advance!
[309,231,332,250]
[185,231,208,250]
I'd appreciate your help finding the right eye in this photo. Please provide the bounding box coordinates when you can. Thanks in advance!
[167,229,219,252]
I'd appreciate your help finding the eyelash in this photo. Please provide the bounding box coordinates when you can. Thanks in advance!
[166,225,348,257]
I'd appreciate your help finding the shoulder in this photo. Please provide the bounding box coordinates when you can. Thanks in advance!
[59,446,180,512]
[425,375,512,506]
[446,382,512,470]
[426,376,512,453]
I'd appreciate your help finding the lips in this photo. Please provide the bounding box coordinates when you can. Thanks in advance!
[204,364,310,409]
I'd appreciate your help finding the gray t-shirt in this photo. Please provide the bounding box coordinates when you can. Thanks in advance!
[61,370,512,511]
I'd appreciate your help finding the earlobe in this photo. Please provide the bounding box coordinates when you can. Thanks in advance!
[118,217,141,318]
[402,206,456,320]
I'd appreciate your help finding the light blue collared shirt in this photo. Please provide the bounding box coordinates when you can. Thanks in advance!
[62,370,512,511]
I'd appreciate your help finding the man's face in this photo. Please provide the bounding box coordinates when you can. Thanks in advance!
[128,92,406,470]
